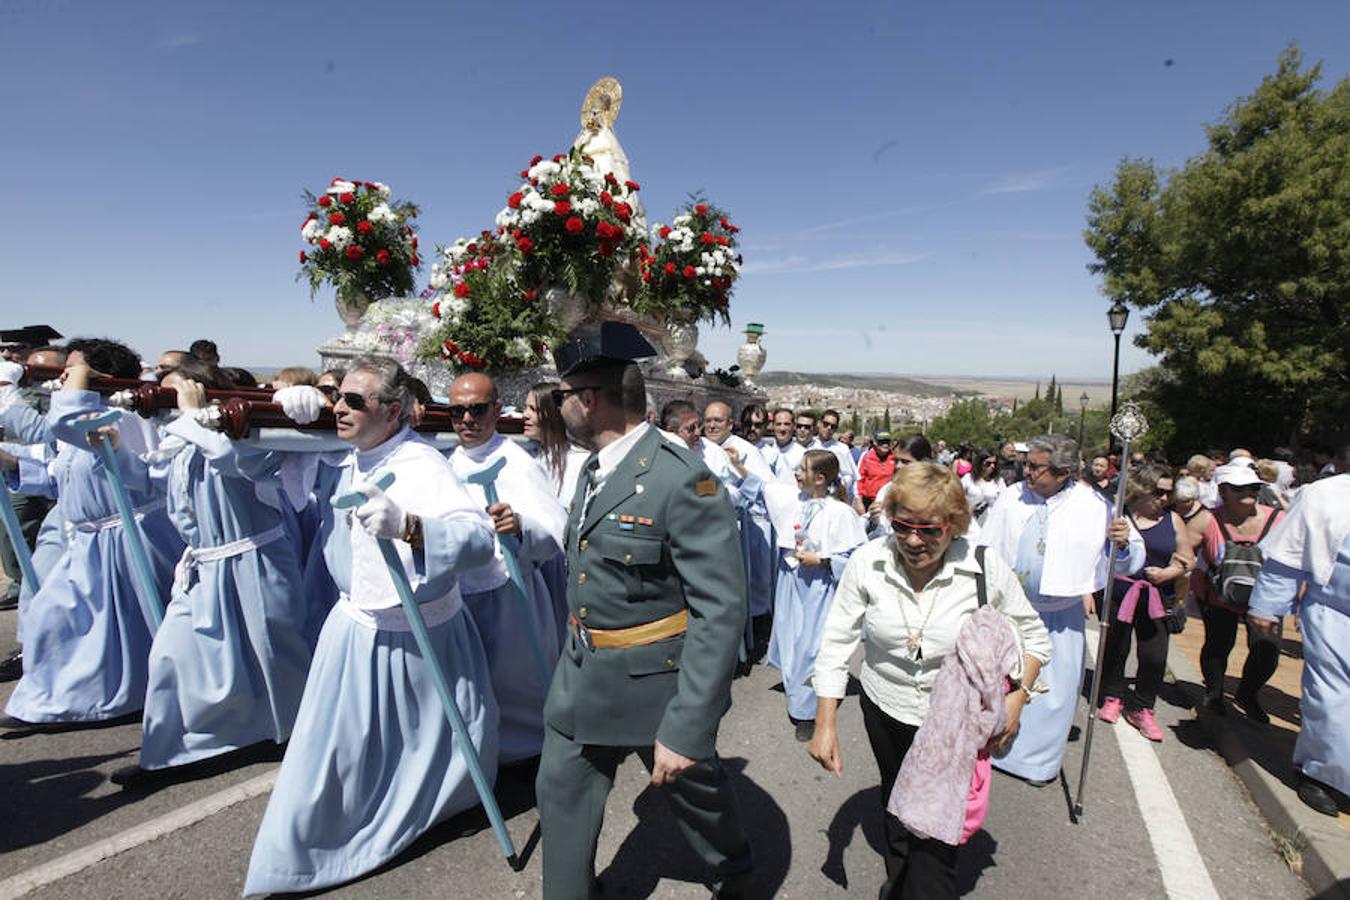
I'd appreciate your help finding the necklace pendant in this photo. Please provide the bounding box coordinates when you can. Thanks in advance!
[907,636,922,660]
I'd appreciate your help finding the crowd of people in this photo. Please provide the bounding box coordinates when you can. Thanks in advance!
[0,325,1345,900]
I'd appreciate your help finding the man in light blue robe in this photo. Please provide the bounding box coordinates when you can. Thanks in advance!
[446,372,564,764]
[1248,463,1349,817]
[111,370,312,783]
[978,434,1141,785]
[245,357,500,897]
[1,342,182,724]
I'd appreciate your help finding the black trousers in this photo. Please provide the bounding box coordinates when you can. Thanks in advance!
[535,724,752,900]
[1199,603,1282,700]
[1101,600,1170,710]
[859,691,958,900]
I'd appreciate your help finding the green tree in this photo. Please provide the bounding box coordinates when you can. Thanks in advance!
[882,407,891,432]
[928,398,997,447]
[1084,47,1349,454]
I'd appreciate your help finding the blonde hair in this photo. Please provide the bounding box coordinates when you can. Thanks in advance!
[272,366,317,387]
[1125,463,1172,509]
[881,461,971,535]
[802,449,849,504]
[1255,459,1279,484]
[1186,454,1212,477]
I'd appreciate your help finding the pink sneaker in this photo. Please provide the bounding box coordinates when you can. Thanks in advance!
[1099,696,1123,724]
[1126,708,1165,741]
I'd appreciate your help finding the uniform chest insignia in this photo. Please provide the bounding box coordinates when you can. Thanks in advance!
[607,513,618,521]
[696,479,718,496]
[635,484,646,495]
[637,517,654,527]
[638,457,647,467]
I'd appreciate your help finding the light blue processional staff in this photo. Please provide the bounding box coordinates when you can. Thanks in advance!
[332,470,519,866]
[463,456,554,689]
[70,409,166,630]
[0,487,39,593]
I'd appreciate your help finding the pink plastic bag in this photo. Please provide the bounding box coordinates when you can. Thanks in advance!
[961,752,992,844]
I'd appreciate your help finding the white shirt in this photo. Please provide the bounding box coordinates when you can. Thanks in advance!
[814,536,1052,726]
[587,422,650,499]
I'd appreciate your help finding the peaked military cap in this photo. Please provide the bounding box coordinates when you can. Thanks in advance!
[553,321,657,378]
[0,324,62,346]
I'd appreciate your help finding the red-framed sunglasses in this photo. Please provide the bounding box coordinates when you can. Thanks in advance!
[891,518,950,540]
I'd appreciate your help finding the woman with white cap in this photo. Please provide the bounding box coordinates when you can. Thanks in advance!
[1194,462,1285,721]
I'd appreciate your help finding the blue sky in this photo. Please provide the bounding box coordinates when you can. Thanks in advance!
[3,0,1346,379]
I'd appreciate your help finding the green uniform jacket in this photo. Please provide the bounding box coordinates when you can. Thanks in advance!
[543,425,748,761]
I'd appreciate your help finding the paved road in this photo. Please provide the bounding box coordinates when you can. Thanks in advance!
[0,603,1311,899]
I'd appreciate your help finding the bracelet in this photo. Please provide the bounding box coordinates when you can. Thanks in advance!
[402,513,423,549]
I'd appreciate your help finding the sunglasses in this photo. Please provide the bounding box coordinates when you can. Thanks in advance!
[794,422,814,430]
[550,387,592,406]
[317,384,339,399]
[1153,487,1173,497]
[449,402,492,419]
[821,421,838,429]
[891,518,950,540]
[337,391,375,411]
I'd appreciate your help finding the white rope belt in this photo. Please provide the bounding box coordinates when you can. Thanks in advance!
[173,524,288,595]
[337,588,462,632]
[64,501,160,540]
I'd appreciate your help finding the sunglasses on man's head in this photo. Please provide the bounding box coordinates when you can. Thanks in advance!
[449,402,492,419]
[891,518,949,540]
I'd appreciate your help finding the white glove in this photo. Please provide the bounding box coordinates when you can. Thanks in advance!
[274,385,325,425]
[354,482,407,541]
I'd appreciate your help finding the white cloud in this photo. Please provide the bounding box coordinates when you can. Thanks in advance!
[157,34,201,50]
[978,165,1073,195]
[740,250,932,275]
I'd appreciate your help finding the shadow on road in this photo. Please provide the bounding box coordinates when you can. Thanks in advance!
[0,750,137,852]
[599,756,790,899]
[819,785,999,896]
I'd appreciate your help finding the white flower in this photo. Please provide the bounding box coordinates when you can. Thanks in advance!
[301,218,322,241]
[429,271,450,290]
[371,182,391,197]
[496,208,519,228]
[325,225,353,249]
[576,198,599,217]
[511,336,534,359]
[367,203,396,224]
[673,214,691,227]
[521,208,541,226]
[651,223,666,237]
[445,295,471,319]
[326,180,357,196]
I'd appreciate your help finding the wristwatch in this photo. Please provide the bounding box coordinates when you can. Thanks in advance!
[1007,677,1033,703]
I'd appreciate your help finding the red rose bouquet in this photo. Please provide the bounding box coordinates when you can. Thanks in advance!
[298,178,420,299]
[634,198,741,326]
[493,148,642,305]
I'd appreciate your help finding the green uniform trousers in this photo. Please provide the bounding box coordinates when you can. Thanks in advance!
[536,724,752,900]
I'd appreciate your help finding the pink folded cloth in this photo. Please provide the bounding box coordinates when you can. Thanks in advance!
[1114,574,1165,622]
[887,605,1018,846]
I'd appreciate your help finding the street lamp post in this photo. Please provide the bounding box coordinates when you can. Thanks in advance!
[1108,301,1130,420]
[1078,390,1089,456]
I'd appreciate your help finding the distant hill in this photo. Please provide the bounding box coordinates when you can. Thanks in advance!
[756,371,958,397]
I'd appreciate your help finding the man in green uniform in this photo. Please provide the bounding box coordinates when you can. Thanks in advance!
[536,323,752,899]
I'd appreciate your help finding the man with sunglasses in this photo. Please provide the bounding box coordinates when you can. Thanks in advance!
[976,434,1140,786]
[535,323,752,900]
[248,358,501,896]
[444,372,566,764]
[809,408,861,504]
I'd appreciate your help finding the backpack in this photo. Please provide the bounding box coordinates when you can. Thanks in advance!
[1210,512,1278,608]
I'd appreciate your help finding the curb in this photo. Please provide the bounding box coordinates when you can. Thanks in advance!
[1166,642,1350,899]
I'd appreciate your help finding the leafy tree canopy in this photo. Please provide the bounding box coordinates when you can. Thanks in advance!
[1084,47,1348,454]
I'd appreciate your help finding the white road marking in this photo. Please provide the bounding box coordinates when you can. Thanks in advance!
[1085,628,1220,900]
[0,768,277,900]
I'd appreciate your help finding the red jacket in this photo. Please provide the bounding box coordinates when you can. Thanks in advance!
[858,448,897,501]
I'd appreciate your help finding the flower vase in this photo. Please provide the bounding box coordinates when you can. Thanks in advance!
[662,317,700,379]
[335,286,373,334]
[736,323,767,388]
